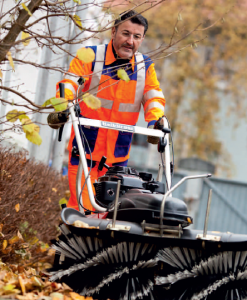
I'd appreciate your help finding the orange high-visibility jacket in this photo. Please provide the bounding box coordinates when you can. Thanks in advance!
[56,40,165,165]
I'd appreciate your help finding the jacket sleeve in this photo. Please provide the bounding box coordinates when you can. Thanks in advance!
[56,56,93,100]
[142,63,165,126]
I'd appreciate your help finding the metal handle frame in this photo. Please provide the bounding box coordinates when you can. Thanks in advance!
[69,103,171,213]
[159,173,212,235]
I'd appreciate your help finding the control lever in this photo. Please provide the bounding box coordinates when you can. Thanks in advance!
[58,83,66,142]
[154,117,171,134]
[158,137,167,153]
[98,156,110,171]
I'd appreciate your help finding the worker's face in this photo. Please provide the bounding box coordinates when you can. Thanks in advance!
[111,20,145,59]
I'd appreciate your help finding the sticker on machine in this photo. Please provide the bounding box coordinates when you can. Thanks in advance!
[101,121,135,132]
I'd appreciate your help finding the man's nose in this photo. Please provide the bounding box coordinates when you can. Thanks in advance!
[126,35,134,44]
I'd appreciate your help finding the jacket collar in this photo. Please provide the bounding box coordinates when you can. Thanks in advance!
[105,39,135,72]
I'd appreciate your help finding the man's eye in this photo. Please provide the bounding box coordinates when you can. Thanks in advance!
[134,35,141,40]
[122,32,129,37]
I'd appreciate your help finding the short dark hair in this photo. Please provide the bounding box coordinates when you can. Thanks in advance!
[114,10,148,35]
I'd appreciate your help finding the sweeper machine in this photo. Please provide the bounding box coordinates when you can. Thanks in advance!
[48,82,247,300]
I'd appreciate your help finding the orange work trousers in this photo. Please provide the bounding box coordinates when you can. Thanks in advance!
[67,156,127,211]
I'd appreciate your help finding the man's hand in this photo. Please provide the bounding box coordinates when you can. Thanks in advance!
[147,124,159,144]
[47,111,69,130]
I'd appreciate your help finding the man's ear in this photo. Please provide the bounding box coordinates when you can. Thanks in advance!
[111,27,116,39]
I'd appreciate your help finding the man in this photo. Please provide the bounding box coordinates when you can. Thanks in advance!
[56,10,165,211]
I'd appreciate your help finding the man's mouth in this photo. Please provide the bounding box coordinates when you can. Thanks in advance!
[122,45,133,50]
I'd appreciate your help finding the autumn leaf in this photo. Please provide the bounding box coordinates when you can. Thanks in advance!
[50,97,68,112]
[17,111,29,120]
[59,198,68,209]
[18,275,25,294]
[0,69,2,78]
[73,0,81,3]
[21,118,35,134]
[15,203,20,212]
[7,52,15,70]
[8,236,20,245]
[33,124,40,133]
[42,99,52,107]
[6,109,19,122]
[76,47,95,63]
[82,93,101,110]
[72,220,90,228]
[117,69,130,82]
[21,3,32,16]
[21,32,30,46]
[50,292,64,299]
[73,14,82,29]
[52,187,57,192]
[25,131,42,146]
[3,284,16,291]
[2,240,8,250]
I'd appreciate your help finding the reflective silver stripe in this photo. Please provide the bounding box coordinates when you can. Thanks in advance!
[63,73,78,85]
[56,82,76,96]
[89,45,105,95]
[144,102,165,115]
[119,52,145,112]
[98,97,113,110]
[143,90,165,105]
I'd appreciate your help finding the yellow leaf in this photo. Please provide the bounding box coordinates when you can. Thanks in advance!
[17,111,29,120]
[7,51,15,70]
[82,93,101,110]
[21,118,35,134]
[52,188,57,192]
[21,3,32,16]
[73,14,82,29]
[21,31,30,46]
[50,97,68,112]
[117,69,130,82]
[42,99,52,107]
[2,240,8,250]
[0,224,3,232]
[59,198,68,209]
[6,109,18,122]
[3,284,16,291]
[8,236,19,245]
[0,69,2,78]
[76,47,95,63]
[33,124,40,133]
[25,131,42,145]
[15,203,20,212]
[73,0,81,3]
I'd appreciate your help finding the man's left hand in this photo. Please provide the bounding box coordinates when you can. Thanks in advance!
[147,125,159,144]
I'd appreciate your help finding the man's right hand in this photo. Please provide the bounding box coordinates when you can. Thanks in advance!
[47,112,69,129]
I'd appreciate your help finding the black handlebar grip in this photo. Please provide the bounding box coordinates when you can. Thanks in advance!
[58,82,65,142]
[58,125,64,142]
[59,82,65,98]
[98,156,107,171]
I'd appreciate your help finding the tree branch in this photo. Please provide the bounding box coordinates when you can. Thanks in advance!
[0,0,43,63]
